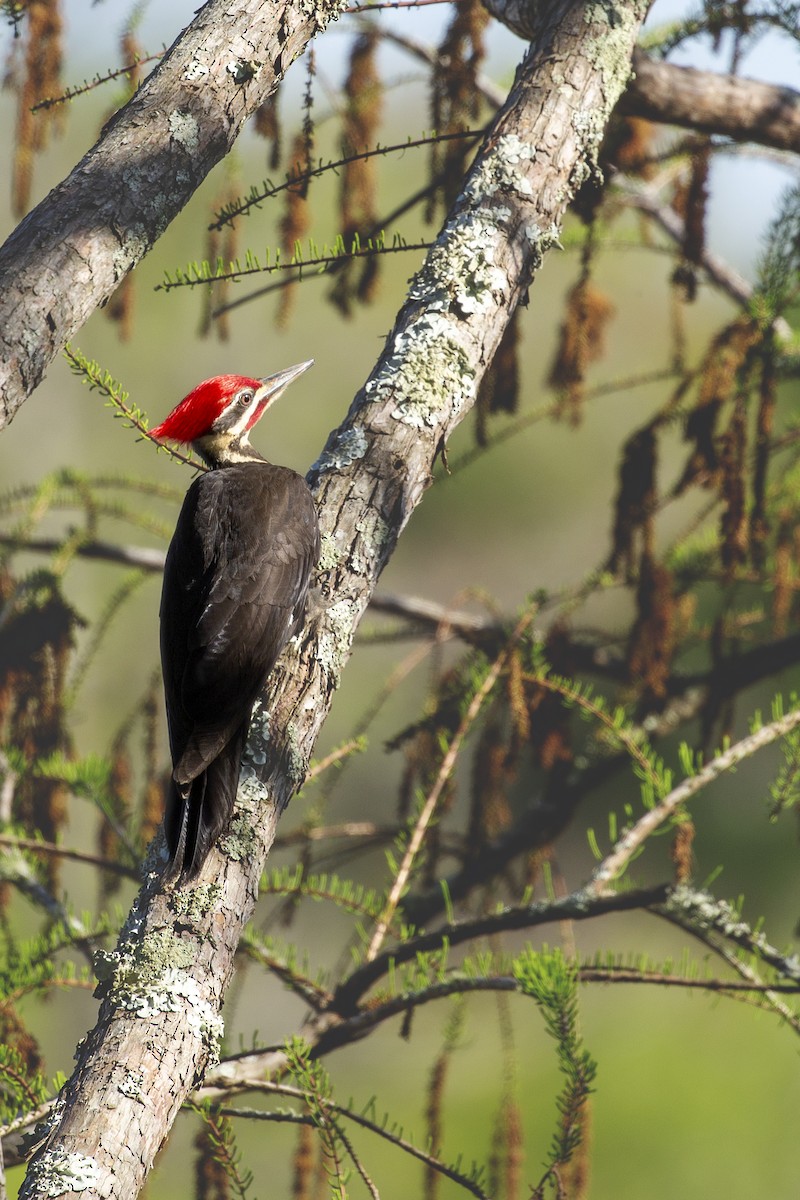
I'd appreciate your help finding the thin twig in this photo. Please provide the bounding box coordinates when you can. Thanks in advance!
[0,834,137,878]
[618,179,794,342]
[653,888,800,1033]
[209,168,447,318]
[0,848,100,965]
[365,610,536,961]
[358,21,505,106]
[0,535,167,570]
[158,238,433,292]
[590,708,800,893]
[211,131,482,229]
[304,739,365,783]
[579,965,800,993]
[215,1085,491,1200]
[332,1117,381,1200]
[64,345,199,470]
[448,367,680,478]
[308,638,437,829]
[347,0,452,11]
[368,591,496,636]
[272,821,395,847]
[31,53,164,111]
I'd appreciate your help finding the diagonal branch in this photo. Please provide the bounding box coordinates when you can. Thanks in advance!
[0,0,344,432]
[623,48,800,155]
[483,0,800,155]
[365,610,535,961]
[589,707,800,894]
[618,177,795,341]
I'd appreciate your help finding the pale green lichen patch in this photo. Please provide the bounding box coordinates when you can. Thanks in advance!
[665,886,800,979]
[297,0,349,27]
[572,107,605,150]
[364,132,536,426]
[119,1069,144,1099]
[138,927,195,975]
[317,532,343,571]
[362,131,538,430]
[312,425,368,474]
[409,208,509,317]
[352,510,390,575]
[121,967,224,1055]
[524,221,564,271]
[465,134,535,203]
[284,722,307,789]
[168,110,199,152]
[367,313,475,429]
[242,698,270,769]
[223,764,263,842]
[317,598,358,680]
[358,510,389,548]
[219,805,260,861]
[105,947,224,1051]
[26,1149,102,1196]
[566,156,593,197]
[93,925,222,1053]
[171,883,221,921]
[583,0,647,111]
[112,228,149,277]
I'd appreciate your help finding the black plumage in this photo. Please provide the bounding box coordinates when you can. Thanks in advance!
[160,463,319,883]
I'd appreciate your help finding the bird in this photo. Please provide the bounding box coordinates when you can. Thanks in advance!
[150,361,320,884]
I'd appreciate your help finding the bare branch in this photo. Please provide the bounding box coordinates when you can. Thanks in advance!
[483,0,800,155]
[31,54,166,112]
[219,1087,492,1200]
[0,0,344,431]
[624,49,800,156]
[590,709,800,894]
[366,610,535,961]
[618,178,795,342]
[0,835,137,879]
[654,888,800,1032]
[332,885,669,1018]
[209,129,483,229]
[0,535,167,570]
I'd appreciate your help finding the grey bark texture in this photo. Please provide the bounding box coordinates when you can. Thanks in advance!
[13,0,647,1195]
[483,0,800,153]
[624,48,800,154]
[0,0,344,431]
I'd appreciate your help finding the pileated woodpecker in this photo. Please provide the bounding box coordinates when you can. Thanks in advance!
[151,362,320,884]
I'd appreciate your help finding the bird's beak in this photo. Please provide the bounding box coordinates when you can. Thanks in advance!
[258,359,314,404]
[245,359,314,435]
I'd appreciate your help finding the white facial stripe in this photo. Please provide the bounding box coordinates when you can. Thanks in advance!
[212,387,261,437]
[239,392,264,436]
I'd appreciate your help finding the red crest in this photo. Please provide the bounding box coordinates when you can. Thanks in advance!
[150,375,260,443]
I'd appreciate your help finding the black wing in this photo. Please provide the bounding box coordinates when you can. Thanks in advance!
[160,463,319,878]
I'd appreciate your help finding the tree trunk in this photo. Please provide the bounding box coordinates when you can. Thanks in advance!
[0,0,343,431]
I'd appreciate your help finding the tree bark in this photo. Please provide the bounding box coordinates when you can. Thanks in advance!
[624,48,800,153]
[16,0,648,1195]
[482,0,800,153]
[0,0,343,432]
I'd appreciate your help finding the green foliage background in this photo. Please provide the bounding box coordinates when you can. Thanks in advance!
[0,2,799,1197]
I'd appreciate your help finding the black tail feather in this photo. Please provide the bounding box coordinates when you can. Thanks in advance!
[164,724,249,884]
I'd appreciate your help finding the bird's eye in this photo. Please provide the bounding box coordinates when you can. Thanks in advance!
[236,389,254,409]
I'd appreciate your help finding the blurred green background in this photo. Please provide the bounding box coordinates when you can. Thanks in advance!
[1,2,799,1196]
